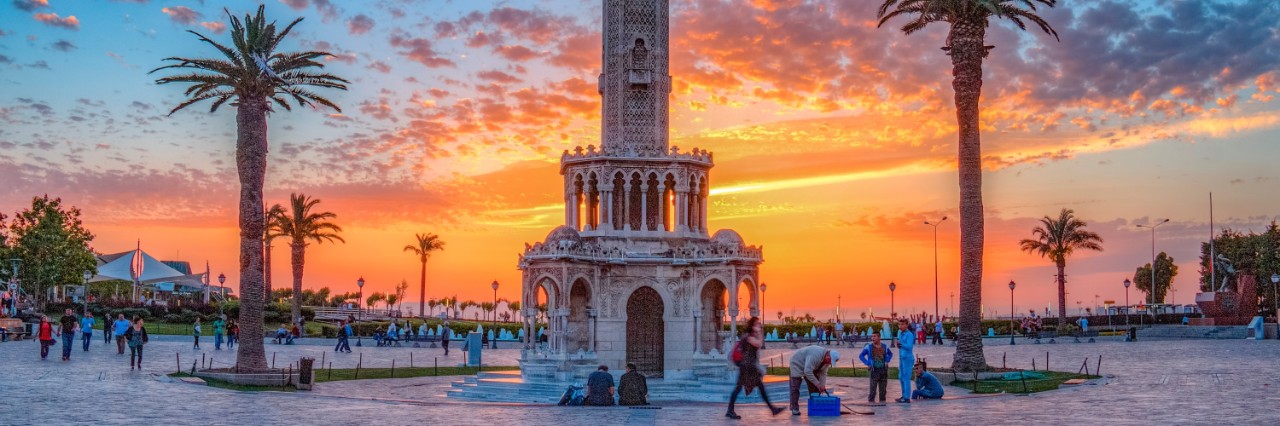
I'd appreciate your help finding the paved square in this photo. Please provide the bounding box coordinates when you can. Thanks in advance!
[2,335,1277,424]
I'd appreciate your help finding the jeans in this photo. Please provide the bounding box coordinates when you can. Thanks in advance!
[61,331,74,359]
[130,345,144,367]
[115,335,126,354]
[227,334,237,349]
[788,376,820,412]
[898,355,915,400]
[868,367,888,402]
[82,332,93,351]
[335,335,349,352]
[214,333,223,350]
[913,387,943,399]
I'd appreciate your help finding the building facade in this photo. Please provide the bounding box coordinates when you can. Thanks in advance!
[517,0,764,381]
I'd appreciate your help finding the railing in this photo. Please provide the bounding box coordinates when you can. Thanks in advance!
[310,306,404,322]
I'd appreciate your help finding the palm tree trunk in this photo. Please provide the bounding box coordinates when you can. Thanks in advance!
[1057,262,1067,323]
[949,20,990,372]
[234,99,269,372]
[291,241,304,328]
[419,258,426,316]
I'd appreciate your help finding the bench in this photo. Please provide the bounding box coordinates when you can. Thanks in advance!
[786,336,823,348]
[840,335,872,346]
[0,319,26,342]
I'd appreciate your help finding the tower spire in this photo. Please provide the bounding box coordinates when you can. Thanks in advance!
[600,0,671,157]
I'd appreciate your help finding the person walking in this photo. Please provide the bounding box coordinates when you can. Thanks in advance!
[787,344,839,415]
[932,321,943,345]
[112,314,130,355]
[80,313,95,352]
[125,317,149,370]
[192,317,202,350]
[726,317,785,419]
[227,320,239,349]
[102,313,111,344]
[37,315,56,360]
[441,323,451,356]
[341,320,352,352]
[858,332,893,404]
[212,315,225,350]
[335,320,349,352]
[59,309,78,361]
[895,318,916,403]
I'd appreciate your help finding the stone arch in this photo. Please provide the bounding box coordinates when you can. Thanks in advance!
[625,285,665,376]
[737,275,759,319]
[567,278,592,353]
[662,172,676,232]
[586,171,600,230]
[572,173,586,231]
[628,172,643,230]
[612,171,626,230]
[645,172,660,231]
[698,278,728,354]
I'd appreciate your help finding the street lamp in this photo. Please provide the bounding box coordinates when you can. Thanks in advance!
[1271,273,1279,321]
[1123,278,1131,327]
[1137,218,1169,315]
[491,280,499,323]
[924,216,946,321]
[888,281,897,318]
[1009,280,1017,345]
[82,270,93,316]
[760,283,767,349]
[217,273,227,316]
[357,276,365,321]
[6,258,20,316]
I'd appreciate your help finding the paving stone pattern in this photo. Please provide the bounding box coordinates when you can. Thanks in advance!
[0,334,1275,425]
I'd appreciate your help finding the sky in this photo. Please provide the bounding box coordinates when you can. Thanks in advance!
[2,0,1280,321]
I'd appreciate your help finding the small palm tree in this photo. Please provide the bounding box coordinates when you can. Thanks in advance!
[152,5,348,372]
[366,292,385,311]
[878,0,1058,373]
[264,203,286,298]
[404,233,446,317]
[509,300,521,321]
[1020,208,1104,322]
[271,193,345,326]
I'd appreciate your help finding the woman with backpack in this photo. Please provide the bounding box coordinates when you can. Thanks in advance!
[726,316,785,419]
[125,316,149,370]
[36,315,55,360]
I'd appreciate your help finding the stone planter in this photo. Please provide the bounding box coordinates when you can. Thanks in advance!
[194,368,299,387]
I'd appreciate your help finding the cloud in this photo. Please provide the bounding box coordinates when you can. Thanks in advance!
[389,33,455,68]
[0,54,11,64]
[162,6,201,25]
[347,14,374,35]
[200,21,225,34]
[34,13,79,30]
[279,0,307,10]
[50,39,75,52]
[365,60,391,74]
[12,0,48,12]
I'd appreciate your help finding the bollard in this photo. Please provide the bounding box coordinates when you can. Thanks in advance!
[392,359,396,378]
[202,353,207,370]
[328,362,333,380]
[191,360,197,375]
[410,352,414,368]
[434,357,438,376]
[321,351,325,369]
[1095,355,1103,376]
[272,352,277,369]
[1002,352,1006,369]
[176,353,181,374]
[1046,351,1049,372]
[1019,370,1028,393]
[1032,358,1036,371]
[356,353,362,379]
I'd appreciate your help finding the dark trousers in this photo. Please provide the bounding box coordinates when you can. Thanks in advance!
[728,378,776,412]
[335,335,350,352]
[115,335,126,354]
[443,341,449,356]
[932,332,942,345]
[193,335,200,348]
[868,367,888,402]
[130,345,144,367]
[788,377,820,411]
[40,339,54,359]
[61,331,74,359]
[82,332,92,351]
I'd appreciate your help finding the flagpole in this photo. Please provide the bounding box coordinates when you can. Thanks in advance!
[1209,193,1215,293]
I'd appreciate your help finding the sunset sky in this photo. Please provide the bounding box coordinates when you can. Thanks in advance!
[3,0,1280,320]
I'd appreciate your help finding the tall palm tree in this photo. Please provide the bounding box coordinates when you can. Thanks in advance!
[271,193,345,327]
[1019,208,1104,322]
[878,0,1058,372]
[152,5,348,372]
[404,233,446,317]
[264,203,286,299]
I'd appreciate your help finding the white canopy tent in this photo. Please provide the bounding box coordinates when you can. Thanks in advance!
[91,248,200,302]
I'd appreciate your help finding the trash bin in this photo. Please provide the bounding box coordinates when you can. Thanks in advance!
[1127,327,1137,342]
[298,357,315,390]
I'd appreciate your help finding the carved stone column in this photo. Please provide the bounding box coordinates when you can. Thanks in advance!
[640,186,649,233]
[692,310,702,354]
[587,307,598,353]
[622,183,632,231]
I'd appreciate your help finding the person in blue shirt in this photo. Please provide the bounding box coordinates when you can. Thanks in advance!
[79,313,96,352]
[912,361,944,400]
[858,332,893,403]
[895,318,916,403]
[112,314,131,355]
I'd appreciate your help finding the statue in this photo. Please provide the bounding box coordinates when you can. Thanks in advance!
[1214,254,1236,292]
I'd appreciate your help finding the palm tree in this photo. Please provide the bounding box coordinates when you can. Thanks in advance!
[367,292,385,312]
[1020,209,1104,322]
[264,203,286,299]
[509,300,521,321]
[152,5,348,372]
[271,193,345,327]
[877,0,1058,372]
[427,299,439,316]
[404,233,446,317]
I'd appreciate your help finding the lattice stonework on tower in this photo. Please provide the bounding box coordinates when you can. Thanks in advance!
[517,0,762,381]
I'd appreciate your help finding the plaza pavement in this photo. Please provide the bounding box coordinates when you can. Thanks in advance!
[0,334,1273,425]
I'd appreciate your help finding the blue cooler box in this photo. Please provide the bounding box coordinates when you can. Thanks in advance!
[808,395,841,417]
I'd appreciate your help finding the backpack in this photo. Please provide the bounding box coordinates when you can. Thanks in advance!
[729,340,744,365]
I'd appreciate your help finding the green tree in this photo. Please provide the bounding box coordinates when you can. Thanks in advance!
[152,5,349,372]
[877,0,1059,372]
[404,233,446,317]
[8,196,97,310]
[508,300,521,321]
[366,292,385,310]
[270,193,345,326]
[1018,209,1104,322]
[1133,252,1178,304]
[393,279,409,312]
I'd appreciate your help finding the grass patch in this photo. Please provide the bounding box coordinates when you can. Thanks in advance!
[169,372,296,392]
[766,367,899,377]
[314,366,520,382]
[951,370,1098,394]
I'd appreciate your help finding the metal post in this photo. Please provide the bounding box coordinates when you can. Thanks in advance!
[1009,281,1017,345]
[925,217,946,321]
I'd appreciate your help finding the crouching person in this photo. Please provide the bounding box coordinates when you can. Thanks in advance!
[912,361,944,400]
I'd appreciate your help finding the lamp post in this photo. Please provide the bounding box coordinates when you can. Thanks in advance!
[924,216,946,321]
[759,283,767,349]
[491,280,499,323]
[1271,273,1279,321]
[1123,278,1131,327]
[82,270,93,317]
[357,276,365,321]
[217,273,226,316]
[7,258,21,317]
[1009,280,1017,345]
[888,281,896,318]
[1137,218,1169,315]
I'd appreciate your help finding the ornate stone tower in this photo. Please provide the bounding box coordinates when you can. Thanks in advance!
[517,0,763,381]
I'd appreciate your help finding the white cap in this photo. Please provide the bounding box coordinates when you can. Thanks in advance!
[829,350,841,364]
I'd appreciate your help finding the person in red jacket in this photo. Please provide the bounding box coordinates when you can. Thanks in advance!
[37,315,56,360]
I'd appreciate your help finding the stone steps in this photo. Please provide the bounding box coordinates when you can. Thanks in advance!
[1136,325,1250,339]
